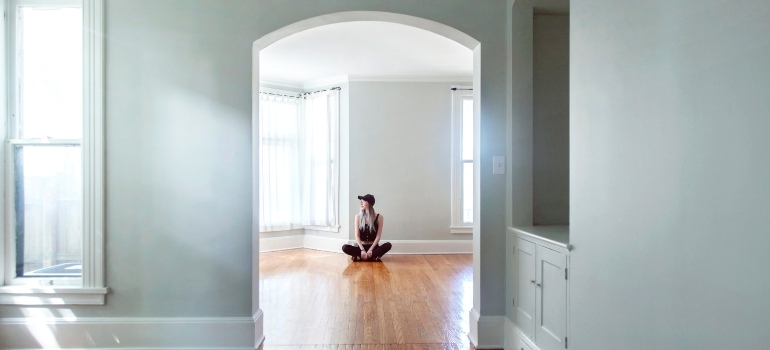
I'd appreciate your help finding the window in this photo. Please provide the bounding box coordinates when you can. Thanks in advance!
[259,92,302,231]
[301,90,339,228]
[258,88,340,233]
[451,87,473,234]
[0,0,107,305]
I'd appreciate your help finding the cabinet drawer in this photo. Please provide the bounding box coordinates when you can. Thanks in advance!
[517,338,533,350]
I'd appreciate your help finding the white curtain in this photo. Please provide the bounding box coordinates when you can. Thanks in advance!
[259,93,302,232]
[259,89,340,232]
[301,89,339,227]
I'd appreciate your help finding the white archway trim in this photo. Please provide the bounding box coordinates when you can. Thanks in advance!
[253,11,480,51]
[252,10,482,350]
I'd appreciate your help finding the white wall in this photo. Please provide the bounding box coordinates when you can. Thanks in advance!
[509,1,534,229]
[348,81,471,241]
[533,15,569,225]
[571,1,770,349]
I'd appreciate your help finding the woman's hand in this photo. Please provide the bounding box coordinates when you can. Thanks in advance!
[360,251,369,260]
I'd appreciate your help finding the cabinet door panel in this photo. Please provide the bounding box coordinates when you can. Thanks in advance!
[515,238,537,340]
[536,246,567,350]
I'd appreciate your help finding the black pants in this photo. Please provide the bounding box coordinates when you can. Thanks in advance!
[342,242,392,260]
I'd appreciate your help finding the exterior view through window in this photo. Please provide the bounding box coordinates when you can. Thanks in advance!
[12,6,83,278]
[462,98,473,223]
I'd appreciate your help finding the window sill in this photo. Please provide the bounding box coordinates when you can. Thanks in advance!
[450,226,473,234]
[0,286,109,305]
[304,225,340,233]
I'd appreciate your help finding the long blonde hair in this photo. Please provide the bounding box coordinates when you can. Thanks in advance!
[359,205,377,229]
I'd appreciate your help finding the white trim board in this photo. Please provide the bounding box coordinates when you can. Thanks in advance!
[348,74,472,83]
[469,308,505,349]
[259,235,305,252]
[259,235,472,254]
[0,316,256,349]
[260,74,472,90]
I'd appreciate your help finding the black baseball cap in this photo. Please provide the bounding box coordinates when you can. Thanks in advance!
[357,194,375,206]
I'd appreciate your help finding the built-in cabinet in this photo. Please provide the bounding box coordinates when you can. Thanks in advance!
[508,226,570,350]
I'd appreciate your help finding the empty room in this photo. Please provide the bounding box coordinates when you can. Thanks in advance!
[1,1,769,350]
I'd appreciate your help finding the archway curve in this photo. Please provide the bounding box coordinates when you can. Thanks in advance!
[253,11,480,51]
[250,10,481,348]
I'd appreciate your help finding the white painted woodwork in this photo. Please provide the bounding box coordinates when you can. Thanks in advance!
[536,245,567,350]
[515,237,537,340]
[0,316,256,349]
[508,228,570,350]
[0,0,108,305]
[509,226,570,254]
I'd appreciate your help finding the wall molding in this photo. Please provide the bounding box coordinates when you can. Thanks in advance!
[0,316,255,349]
[303,74,349,89]
[469,308,505,349]
[254,309,265,350]
[259,235,305,252]
[259,235,472,254]
[387,239,472,254]
[259,78,303,90]
[348,74,472,83]
[260,74,472,90]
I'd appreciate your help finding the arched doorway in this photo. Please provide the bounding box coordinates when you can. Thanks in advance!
[251,11,481,347]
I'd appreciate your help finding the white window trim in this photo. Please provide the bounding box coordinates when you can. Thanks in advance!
[0,0,108,305]
[450,86,473,234]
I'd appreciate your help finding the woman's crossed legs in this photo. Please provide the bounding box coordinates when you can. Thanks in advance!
[342,242,392,261]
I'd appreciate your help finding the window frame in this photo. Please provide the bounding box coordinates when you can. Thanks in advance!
[0,0,107,305]
[450,86,473,234]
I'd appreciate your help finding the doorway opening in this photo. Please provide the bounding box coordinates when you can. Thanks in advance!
[252,11,481,348]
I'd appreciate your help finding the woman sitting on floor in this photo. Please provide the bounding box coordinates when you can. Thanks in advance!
[342,194,392,261]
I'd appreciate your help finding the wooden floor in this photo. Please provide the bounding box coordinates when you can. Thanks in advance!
[259,249,474,350]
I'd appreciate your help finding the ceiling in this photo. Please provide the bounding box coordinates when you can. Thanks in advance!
[259,21,474,85]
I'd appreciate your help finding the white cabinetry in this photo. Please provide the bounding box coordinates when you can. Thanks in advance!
[535,244,567,350]
[514,238,537,339]
[517,338,534,350]
[508,227,570,350]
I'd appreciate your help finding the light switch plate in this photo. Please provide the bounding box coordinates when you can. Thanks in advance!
[493,156,505,174]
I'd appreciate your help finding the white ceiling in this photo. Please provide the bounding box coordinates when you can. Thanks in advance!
[259,21,474,85]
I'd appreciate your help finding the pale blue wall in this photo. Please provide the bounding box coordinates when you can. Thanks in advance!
[571,1,770,349]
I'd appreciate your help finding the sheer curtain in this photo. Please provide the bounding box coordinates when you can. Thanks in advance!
[301,89,340,227]
[259,93,302,232]
[259,89,339,232]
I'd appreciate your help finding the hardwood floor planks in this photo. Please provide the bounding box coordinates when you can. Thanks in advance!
[260,249,474,349]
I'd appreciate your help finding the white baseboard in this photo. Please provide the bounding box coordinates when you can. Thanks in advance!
[468,308,505,349]
[504,316,516,350]
[0,316,255,349]
[304,235,350,252]
[259,234,304,252]
[387,239,471,254]
[254,309,265,349]
[260,235,472,254]
[469,308,481,348]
